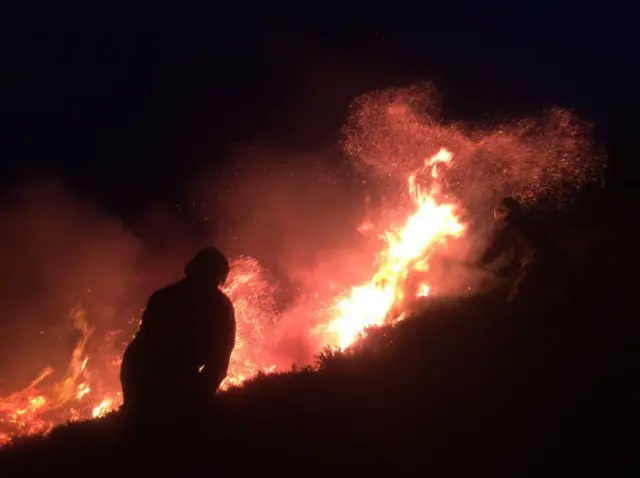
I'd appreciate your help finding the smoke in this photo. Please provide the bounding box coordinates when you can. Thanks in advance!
[191,146,367,278]
[189,146,375,368]
[185,83,606,368]
[0,81,606,400]
[0,178,141,392]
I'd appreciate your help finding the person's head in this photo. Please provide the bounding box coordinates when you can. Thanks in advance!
[493,197,521,222]
[184,247,230,286]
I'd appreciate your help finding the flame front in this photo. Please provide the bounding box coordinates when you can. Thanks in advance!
[0,306,124,442]
[325,148,464,349]
[0,148,466,445]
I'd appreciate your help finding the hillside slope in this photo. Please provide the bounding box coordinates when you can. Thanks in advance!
[0,233,637,476]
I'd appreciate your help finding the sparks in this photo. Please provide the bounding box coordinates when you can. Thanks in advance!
[0,148,465,445]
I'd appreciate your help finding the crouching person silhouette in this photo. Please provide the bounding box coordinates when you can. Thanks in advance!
[120,247,236,420]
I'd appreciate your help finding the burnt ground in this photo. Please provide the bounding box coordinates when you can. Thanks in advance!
[0,228,637,476]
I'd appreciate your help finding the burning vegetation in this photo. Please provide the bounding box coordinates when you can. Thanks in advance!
[0,85,603,445]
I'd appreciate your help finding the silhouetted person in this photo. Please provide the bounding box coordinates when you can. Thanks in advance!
[475,197,565,307]
[120,247,236,417]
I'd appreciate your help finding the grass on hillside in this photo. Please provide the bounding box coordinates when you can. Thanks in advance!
[0,235,637,476]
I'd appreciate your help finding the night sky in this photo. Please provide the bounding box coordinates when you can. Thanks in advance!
[1,1,638,219]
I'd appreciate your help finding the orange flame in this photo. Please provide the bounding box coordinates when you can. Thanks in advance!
[323,148,464,349]
[0,147,465,445]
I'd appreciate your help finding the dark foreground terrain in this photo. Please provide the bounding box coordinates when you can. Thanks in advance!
[0,230,637,476]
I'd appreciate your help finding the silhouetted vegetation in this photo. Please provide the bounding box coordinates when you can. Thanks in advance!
[0,228,636,476]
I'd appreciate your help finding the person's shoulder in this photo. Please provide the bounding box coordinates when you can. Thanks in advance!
[147,280,186,303]
[515,215,545,236]
[493,221,510,234]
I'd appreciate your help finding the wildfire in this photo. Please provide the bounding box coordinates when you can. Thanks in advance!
[323,148,464,349]
[0,306,124,442]
[0,147,465,445]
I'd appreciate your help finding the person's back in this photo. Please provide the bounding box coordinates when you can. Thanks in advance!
[120,247,236,416]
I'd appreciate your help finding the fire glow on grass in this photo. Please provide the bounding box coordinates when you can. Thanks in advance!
[0,147,465,445]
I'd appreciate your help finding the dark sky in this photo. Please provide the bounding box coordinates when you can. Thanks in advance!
[1,2,638,218]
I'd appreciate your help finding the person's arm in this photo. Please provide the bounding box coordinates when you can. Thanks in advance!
[218,306,236,381]
[200,299,236,388]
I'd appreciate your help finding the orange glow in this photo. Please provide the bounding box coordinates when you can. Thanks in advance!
[0,81,606,445]
[0,146,465,445]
